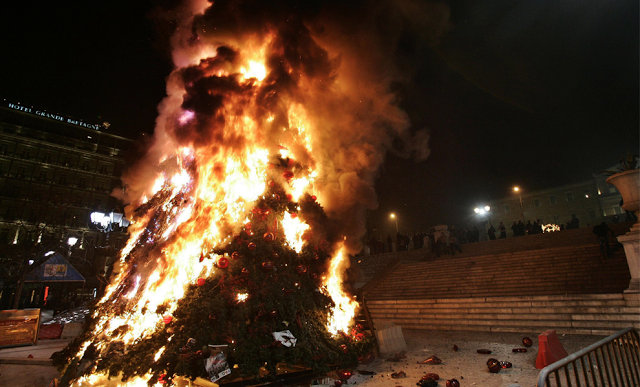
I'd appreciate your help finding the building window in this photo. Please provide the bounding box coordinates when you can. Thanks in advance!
[566,192,573,202]
[612,205,622,215]
[533,198,540,208]
[549,195,557,205]
[609,186,617,193]
[504,204,510,213]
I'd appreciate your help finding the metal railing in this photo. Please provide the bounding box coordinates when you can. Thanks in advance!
[537,327,640,387]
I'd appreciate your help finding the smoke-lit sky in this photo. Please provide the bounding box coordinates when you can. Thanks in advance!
[1,0,638,235]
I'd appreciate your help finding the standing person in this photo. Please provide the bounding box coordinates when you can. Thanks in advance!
[498,222,507,238]
[569,215,579,229]
[593,222,615,258]
[488,225,496,240]
[517,221,525,236]
[511,221,518,237]
[472,227,480,242]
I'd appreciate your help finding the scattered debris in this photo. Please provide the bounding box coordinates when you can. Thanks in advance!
[446,379,460,387]
[417,355,442,365]
[452,344,459,352]
[417,378,438,387]
[522,337,533,347]
[422,373,440,380]
[391,370,407,378]
[477,349,492,354]
[513,348,528,353]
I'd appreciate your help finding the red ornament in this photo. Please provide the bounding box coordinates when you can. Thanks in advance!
[282,170,294,180]
[487,359,501,373]
[446,379,460,387]
[261,261,274,272]
[501,361,513,368]
[231,251,240,260]
[248,242,257,251]
[336,370,352,380]
[217,257,229,269]
[340,344,348,354]
[196,278,205,286]
[163,315,173,324]
[158,374,167,384]
[199,252,205,262]
[241,268,250,275]
[263,232,275,242]
[310,195,317,201]
[523,337,533,347]
[287,158,295,168]
[268,180,275,187]
[295,265,308,274]
[244,222,252,229]
[290,212,297,218]
[286,194,293,201]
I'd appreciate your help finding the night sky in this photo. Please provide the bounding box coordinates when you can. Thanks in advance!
[1,0,638,236]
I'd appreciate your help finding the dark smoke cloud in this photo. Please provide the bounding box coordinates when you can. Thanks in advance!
[122,0,452,253]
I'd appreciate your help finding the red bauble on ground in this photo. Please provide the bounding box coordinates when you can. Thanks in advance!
[217,257,229,269]
[446,379,460,387]
[336,370,352,380]
[522,337,533,347]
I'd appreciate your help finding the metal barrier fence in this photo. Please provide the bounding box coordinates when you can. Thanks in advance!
[537,327,640,387]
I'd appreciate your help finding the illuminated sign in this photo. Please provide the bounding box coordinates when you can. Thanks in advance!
[5,102,103,130]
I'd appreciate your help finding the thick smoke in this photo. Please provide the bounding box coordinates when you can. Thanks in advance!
[122,0,438,253]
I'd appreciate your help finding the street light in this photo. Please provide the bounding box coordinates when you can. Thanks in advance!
[513,186,525,222]
[389,213,399,233]
[90,211,130,233]
[67,236,78,257]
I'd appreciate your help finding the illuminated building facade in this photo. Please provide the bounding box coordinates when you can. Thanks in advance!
[487,178,624,232]
[0,100,133,308]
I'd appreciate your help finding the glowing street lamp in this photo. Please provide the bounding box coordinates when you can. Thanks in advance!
[90,211,130,233]
[389,213,399,233]
[513,186,525,221]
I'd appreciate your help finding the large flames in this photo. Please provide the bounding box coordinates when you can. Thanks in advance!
[61,0,418,385]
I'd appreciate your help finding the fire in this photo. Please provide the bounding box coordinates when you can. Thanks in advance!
[324,244,359,335]
[58,0,418,383]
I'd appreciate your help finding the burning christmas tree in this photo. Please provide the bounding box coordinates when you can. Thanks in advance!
[54,0,425,385]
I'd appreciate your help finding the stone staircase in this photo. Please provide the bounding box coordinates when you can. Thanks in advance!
[359,222,639,336]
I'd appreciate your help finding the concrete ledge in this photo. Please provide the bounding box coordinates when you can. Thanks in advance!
[0,358,53,365]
